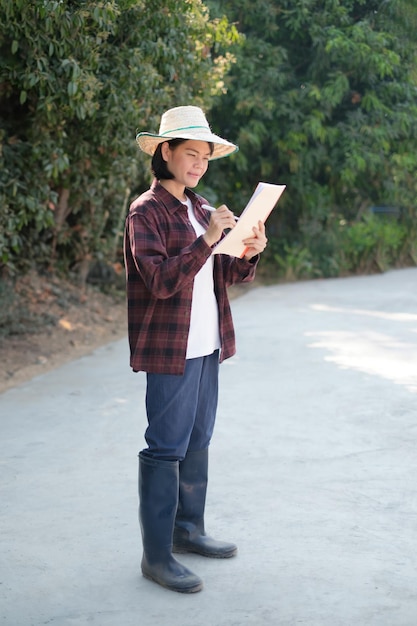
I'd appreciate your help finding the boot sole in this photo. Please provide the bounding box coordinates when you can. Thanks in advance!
[142,570,203,593]
[172,545,237,559]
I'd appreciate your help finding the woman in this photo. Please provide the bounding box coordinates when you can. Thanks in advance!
[124,105,267,593]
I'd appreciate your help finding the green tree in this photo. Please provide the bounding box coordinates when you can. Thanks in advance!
[0,0,239,275]
[204,0,417,277]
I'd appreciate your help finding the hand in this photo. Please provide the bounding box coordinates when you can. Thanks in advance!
[203,204,237,247]
[242,220,268,260]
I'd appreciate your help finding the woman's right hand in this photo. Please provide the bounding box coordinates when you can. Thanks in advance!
[203,205,237,247]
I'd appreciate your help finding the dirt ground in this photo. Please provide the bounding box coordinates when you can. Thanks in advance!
[0,271,128,395]
[0,270,255,395]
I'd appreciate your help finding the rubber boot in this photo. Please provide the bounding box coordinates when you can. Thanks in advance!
[138,452,203,593]
[172,448,237,558]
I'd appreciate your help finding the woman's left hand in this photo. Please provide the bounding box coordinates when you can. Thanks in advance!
[242,220,268,261]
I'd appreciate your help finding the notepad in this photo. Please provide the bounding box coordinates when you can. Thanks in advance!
[212,182,286,258]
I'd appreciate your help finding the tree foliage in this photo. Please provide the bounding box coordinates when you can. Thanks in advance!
[204,0,417,277]
[1,0,416,281]
[0,0,239,275]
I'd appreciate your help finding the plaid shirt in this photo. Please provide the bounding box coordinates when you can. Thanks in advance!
[124,180,258,375]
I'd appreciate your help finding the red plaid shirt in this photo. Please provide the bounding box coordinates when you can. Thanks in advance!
[124,180,258,375]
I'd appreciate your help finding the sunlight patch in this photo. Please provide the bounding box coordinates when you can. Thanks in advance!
[306,330,417,394]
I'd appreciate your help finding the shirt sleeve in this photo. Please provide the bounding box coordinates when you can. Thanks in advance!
[219,254,259,287]
[126,211,213,300]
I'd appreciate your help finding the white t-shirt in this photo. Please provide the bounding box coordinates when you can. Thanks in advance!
[182,197,221,359]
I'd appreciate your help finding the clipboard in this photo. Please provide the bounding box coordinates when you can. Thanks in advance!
[212,182,286,258]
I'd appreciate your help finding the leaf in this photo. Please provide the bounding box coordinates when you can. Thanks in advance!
[59,318,73,331]
[67,81,78,97]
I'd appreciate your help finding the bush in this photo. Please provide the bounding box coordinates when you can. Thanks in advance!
[340,215,408,273]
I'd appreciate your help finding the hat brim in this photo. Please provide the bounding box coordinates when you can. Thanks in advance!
[136,130,238,160]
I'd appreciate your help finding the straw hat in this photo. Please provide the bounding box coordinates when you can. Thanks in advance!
[136,105,238,160]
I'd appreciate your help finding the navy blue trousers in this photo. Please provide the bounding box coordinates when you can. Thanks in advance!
[143,350,219,461]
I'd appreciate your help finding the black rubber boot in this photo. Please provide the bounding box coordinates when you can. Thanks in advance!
[138,452,203,593]
[173,448,237,558]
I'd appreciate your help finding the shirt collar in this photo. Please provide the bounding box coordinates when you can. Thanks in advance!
[151,179,204,215]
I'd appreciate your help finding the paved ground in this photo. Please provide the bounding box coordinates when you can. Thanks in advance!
[1,268,417,626]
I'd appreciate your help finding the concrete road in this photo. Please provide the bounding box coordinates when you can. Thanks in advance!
[1,268,417,626]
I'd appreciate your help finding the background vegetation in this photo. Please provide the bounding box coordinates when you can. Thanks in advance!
[1,0,417,284]
[204,0,417,278]
[0,0,239,277]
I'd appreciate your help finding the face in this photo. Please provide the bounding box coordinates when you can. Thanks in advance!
[161,140,211,188]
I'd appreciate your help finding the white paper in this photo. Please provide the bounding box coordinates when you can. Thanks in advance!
[212,182,286,258]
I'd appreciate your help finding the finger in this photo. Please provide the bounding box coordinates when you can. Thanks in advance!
[243,234,267,250]
[209,212,236,233]
[243,230,267,244]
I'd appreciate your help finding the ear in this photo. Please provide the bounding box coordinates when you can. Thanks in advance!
[160,141,170,162]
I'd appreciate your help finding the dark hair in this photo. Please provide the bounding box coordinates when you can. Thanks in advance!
[151,138,215,180]
[151,138,187,180]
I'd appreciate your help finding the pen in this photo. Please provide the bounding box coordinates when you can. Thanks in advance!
[202,204,239,221]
